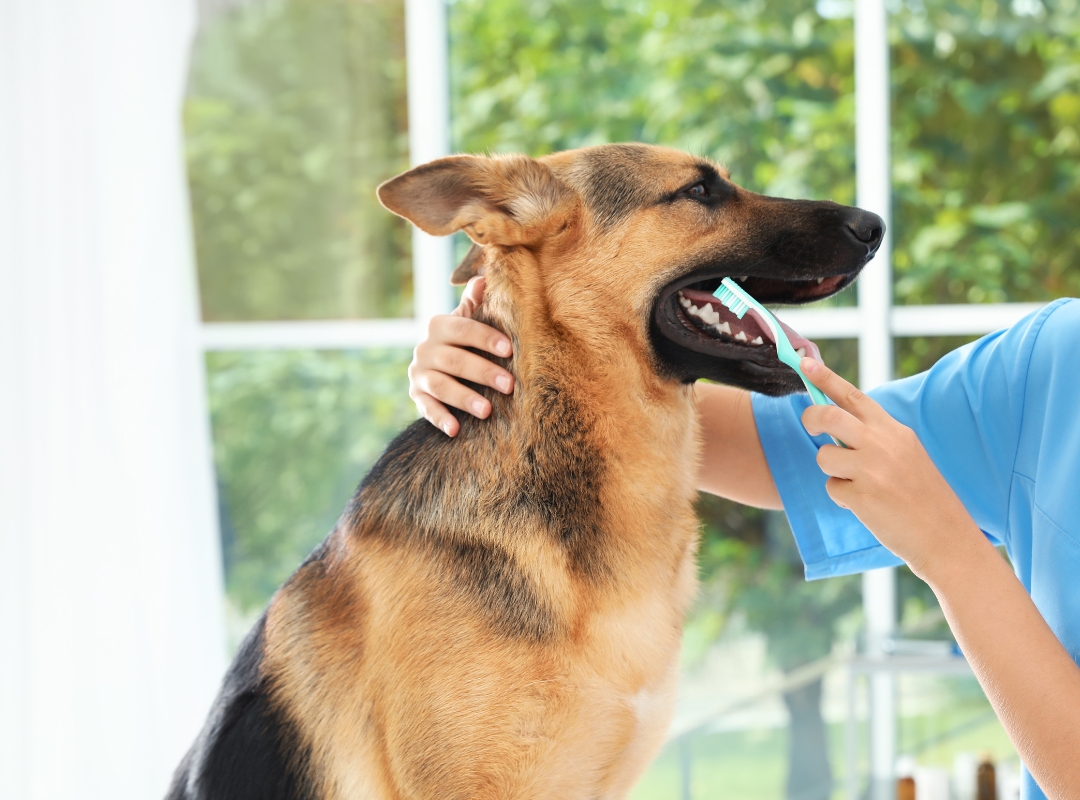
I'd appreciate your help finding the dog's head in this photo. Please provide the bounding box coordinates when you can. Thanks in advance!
[378,143,882,396]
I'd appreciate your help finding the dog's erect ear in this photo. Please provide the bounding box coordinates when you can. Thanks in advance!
[377,154,574,260]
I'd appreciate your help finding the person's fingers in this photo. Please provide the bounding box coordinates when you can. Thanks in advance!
[824,476,855,510]
[453,276,486,319]
[800,358,888,424]
[815,443,859,480]
[801,403,866,449]
[411,367,492,419]
[411,391,460,437]
[427,347,513,394]
[427,314,512,360]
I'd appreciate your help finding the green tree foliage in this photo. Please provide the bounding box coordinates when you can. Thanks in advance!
[186,0,412,321]
[890,0,1080,304]
[451,0,858,213]
[206,349,415,610]
[693,497,862,671]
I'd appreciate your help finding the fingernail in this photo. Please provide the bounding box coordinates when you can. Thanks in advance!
[471,399,488,417]
[495,375,512,393]
[494,339,511,357]
[801,357,820,375]
[441,422,453,436]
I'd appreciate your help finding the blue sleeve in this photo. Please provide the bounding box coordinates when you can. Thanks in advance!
[751,300,1066,580]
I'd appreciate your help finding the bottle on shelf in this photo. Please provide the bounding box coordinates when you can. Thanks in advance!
[897,755,917,800]
[976,753,997,800]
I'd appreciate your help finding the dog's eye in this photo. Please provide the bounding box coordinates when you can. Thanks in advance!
[687,182,709,198]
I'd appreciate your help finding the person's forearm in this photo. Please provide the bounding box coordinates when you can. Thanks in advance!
[922,526,1080,798]
[693,383,782,509]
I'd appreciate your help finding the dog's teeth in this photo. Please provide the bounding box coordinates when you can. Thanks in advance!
[796,347,806,358]
[816,277,824,284]
[737,276,748,282]
[735,331,748,342]
[751,336,764,345]
[680,296,691,308]
[689,304,699,315]
[715,321,731,335]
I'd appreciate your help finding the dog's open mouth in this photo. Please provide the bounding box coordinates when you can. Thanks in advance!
[661,272,850,358]
[675,285,822,361]
[651,270,857,390]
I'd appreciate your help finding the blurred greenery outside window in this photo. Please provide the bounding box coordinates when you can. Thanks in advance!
[186,0,412,321]
[182,0,1077,795]
[185,0,418,643]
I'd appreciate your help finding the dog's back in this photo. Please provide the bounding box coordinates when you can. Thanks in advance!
[170,143,880,800]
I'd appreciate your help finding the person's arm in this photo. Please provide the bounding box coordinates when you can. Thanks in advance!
[801,357,1080,797]
[694,383,781,509]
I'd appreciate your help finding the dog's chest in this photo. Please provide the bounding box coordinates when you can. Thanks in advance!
[533,588,687,799]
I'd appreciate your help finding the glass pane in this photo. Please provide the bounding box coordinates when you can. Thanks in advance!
[897,674,1019,785]
[631,668,1018,799]
[653,497,862,799]
[451,0,857,220]
[186,0,412,322]
[891,0,1080,305]
[894,334,979,378]
[817,337,859,385]
[206,348,414,645]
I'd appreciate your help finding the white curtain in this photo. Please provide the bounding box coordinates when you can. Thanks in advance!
[0,2,226,799]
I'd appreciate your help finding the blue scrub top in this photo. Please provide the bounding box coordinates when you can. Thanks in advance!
[752,298,1080,800]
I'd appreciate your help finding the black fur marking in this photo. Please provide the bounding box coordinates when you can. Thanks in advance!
[165,617,318,800]
[344,338,606,628]
[348,417,456,527]
[437,537,559,641]
[660,164,735,209]
[513,380,608,581]
[578,144,663,229]
[348,418,564,642]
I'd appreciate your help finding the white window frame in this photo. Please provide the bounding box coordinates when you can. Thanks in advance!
[196,2,1042,794]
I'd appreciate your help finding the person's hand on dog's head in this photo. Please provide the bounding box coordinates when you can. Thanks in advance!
[409,276,515,437]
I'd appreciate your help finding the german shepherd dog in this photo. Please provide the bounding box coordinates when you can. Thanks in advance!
[168,144,882,800]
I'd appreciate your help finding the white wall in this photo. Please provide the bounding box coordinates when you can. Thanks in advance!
[0,2,226,798]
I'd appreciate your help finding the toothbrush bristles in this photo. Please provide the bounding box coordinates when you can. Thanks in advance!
[714,284,750,319]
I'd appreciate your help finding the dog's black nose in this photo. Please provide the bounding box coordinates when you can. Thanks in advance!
[844,209,885,254]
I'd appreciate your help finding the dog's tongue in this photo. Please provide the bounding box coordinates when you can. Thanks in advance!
[745,308,822,362]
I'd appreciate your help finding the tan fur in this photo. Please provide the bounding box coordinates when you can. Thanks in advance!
[261,146,771,799]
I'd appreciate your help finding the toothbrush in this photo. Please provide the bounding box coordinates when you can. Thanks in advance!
[713,277,844,446]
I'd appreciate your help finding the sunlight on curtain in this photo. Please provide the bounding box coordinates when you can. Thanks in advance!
[0,2,225,798]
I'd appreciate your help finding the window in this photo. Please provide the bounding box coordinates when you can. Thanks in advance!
[186,0,423,644]
[187,0,1072,795]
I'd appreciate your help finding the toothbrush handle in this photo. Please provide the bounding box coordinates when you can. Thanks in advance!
[805,382,830,407]
[801,378,848,448]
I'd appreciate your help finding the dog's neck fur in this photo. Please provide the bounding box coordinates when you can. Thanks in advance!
[470,249,701,582]
[350,245,699,605]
